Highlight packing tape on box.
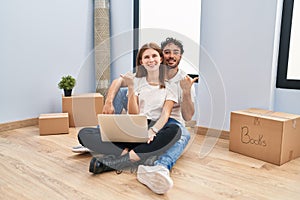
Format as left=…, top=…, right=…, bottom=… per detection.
left=244, top=110, right=295, bottom=120
left=244, top=110, right=297, bottom=129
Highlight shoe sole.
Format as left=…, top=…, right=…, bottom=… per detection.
left=137, top=165, right=173, bottom=194
left=89, top=158, right=98, bottom=173
left=72, top=150, right=91, bottom=153
left=72, top=145, right=91, bottom=153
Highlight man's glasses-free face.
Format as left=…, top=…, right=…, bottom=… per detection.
left=163, top=49, right=181, bottom=55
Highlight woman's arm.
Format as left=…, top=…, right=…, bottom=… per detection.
left=148, top=100, right=175, bottom=143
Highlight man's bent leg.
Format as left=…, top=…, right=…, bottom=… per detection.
left=137, top=165, right=173, bottom=194
left=154, top=119, right=191, bottom=170
left=137, top=119, right=191, bottom=194
left=113, top=87, right=128, bottom=114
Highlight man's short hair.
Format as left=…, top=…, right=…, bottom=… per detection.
left=161, top=37, right=184, bottom=54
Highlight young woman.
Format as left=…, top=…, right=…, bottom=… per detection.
left=78, top=42, right=181, bottom=174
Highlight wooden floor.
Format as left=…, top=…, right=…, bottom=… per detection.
left=0, top=126, right=300, bottom=200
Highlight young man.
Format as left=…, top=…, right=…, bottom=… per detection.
left=102, top=37, right=198, bottom=194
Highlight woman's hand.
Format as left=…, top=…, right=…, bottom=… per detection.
left=147, top=129, right=156, bottom=144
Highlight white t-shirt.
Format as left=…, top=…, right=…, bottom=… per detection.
left=133, top=77, right=178, bottom=121
left=167, top=69, right=196, bottom=125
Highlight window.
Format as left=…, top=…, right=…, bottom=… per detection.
left=134, top=0, right=201, bottom=74
left=276, top=0, right=300, bottom=89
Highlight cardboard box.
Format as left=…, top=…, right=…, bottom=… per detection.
left=62, top=93, right=103, bottom=127
left=229, top=108, right=300, bottom=165
left=39, top=113, right=69, bottom=135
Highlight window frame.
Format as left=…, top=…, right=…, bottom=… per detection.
left=133, top=0, right=139, bottom=72
left=276, top=0, right=300, bottom=89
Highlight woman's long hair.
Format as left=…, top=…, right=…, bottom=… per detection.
left=135, top=42, right=165, bottom=88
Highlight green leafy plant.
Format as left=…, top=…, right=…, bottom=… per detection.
left=58, top=75, right=76, bottom=90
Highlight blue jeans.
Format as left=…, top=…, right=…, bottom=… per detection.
left=113, top=87, right=128, bottom=114
left=113, top=88, right=191, bottom=170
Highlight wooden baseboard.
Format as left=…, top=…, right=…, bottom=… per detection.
left=195, top=126, right=229, bottom=140
left=0, top=118, right=38, bottom=132
left=185, top=120, right=196, bottom=128
left=0, top=118, right=230, bottom=141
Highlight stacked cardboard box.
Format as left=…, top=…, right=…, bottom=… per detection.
left=62, top=93, right=104, bottom=127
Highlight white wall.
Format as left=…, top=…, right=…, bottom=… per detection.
left=198, top=0, right=300, bottom=131
left=274, top=89, right=300, bottom=114
left=110, top=0, right=134, bottom=81
left=0, top=0, right=94, bottom=123
left=198, top=0, right=280, bottom=131
left=1, top=0, right=299, bottom=129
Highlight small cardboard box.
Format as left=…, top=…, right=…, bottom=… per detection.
left=229, top=108, right=300, bottom=165
left=39, top=113, right=69, bottom=135
left=62, top=93, right=103, bottom=127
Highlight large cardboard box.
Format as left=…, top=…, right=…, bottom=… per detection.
left=62, top=93, right=103, bottom=127
left=39, top=113, right=69, bottom=135
left=229, top=108, right=300, bottom=165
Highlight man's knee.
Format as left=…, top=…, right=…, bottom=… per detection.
left=113, top=88, right=128, bottom=114
left=180, top=126, right=191, bottom=141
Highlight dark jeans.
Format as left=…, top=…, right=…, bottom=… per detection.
left=78, top=119, right=181, bottom=160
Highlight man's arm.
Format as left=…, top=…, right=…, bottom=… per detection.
left=102, top=77, right=127, bottom=114
left=180, top=76, right=198, bottom=121
left=120, top=72, right=139, bottom=114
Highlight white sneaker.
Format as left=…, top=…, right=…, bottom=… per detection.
left=137, top=165, right=173, bottom=194
left=72, top=145, right=92, bottom=153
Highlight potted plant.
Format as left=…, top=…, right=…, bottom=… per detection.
left=58, top=75, right=76, bottom=96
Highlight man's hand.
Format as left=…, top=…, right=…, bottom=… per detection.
left=120, top=71, right=135, bottom=88
left=102, top=102, right=115, bottom=114
left=180, top=75, right=198, bottom=121
left=180, top=75, right=198, bottom=92
left=101, top=76, right=126, bottom=114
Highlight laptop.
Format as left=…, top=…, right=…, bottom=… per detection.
left=98, top=114, right=149, bottom=143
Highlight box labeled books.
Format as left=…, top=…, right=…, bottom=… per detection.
left=229, top=108, right=300, bottom=165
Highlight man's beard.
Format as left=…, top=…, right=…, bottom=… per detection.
left=164, top=57, right=181, bottom=69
